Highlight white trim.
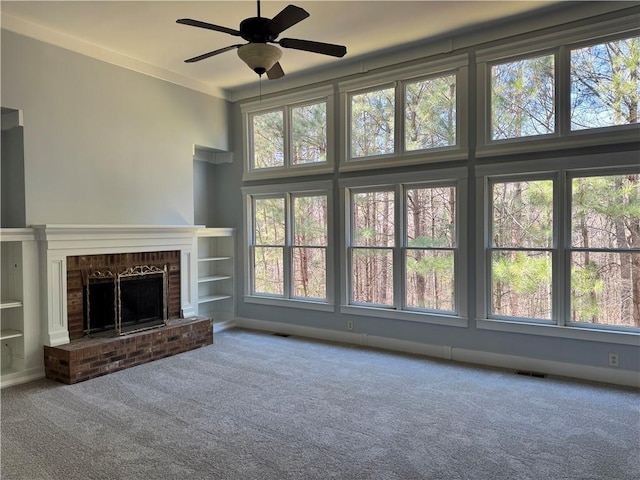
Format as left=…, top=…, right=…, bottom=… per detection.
left=240, top=85, right=335, bottom=113
left=338, top=54, right=469, bottom=93
left=476, top=14, right=639, bottom=63
left=244, top=295, right=335, bottom=312
left=234, top=318, right=640, bottom=387
left=242, top=180, right=333, bottom=196
left=477, top=318, right=640, bottom=346
left=338, top=167, right=467, bottom=188
left=0, top=366, right=45, bottom=389
left=340, top=305, right=467, bottom=328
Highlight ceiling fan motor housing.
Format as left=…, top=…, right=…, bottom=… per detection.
left=240, top=17, right=278, bottom=43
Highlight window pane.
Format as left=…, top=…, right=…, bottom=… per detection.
left=253, top=246, right=284, bottom=295
left=571, top=251, right=640, bottom=328
left=491, top=250, right=552, bottom=320
left=291, top=102, right=327, bottom=165
left=405, top=74, right=456, bottom=150
left=294, top=195, right=327, bottom=246
left=254, top=197, right=285, bottom=245
left=293, top=247, right=326, bottom=300
left=572, top=174, right=640, bottom=248
left=405, top=249, right=455, bottom=311
left=351, top=87, right=395, bottom=157
left=352, top=191, right=395, bottom=247
left=492, top=180, right=553, bottom=248
left=252, top=111, right=284, bottom=169
left=406, top=186, right=456, bottom=248
left=571, top=36, right=640, bottom=131
left=491, top=54, right=555, bottom=140
left=351, top=248, right=393, bottom=305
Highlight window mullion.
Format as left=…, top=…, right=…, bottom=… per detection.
left=557, top=46, right=571, bottom=137
left=396, top=184, right=405, bottom=311
left=285, top=193, right=293, bottom=299
left=555, top=171, right=566, bottom=326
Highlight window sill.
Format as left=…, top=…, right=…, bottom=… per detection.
left=341, top=148, right=468, bottom=173
left=340, top=305, right=468, bottom=327
left=477, top=318, right=640, bottom=346
left=242, top=163, right=334, bottom=182
left=244, top=295, right=335, bottom=312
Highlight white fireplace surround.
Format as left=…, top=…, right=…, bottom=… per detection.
left=34, top=224, right=203, bottom=346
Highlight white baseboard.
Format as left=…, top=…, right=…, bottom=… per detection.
left=1, top=367, right=45, bottom=389
left=213, top=319, right=237, bottom=334
left=235, top=317, right=639, bottom=388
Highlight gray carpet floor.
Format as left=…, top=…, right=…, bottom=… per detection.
left=1, top=328, right=639, bottom=480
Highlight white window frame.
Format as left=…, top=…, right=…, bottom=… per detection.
left=242, top=180, right=334, bottom=311
left=340, top=167, right=468, bottom=327
left=476, top=15, right=640, bottom=158
left=241, top=85, right=335, bottom=181
left=476, top=151, right=640, bottom=345
left=339, top=55, right=469, bottom=172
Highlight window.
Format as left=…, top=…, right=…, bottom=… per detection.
left=490, top=54, right=555, bottom=140
left=241, top=86, right=334, bottom=180
left=489, top=178, right=554, bottom=320
left=570, top=35, right=640, bottom=131
left=405, top=186, right=457, bottom=312
left=350, top=86, right=395, bottom=158
left=343, top=169, right=467, bottom=325
left=252, top=110, right=284, bottom=169
left=405, top=74, right=457, bottom=151
left=477, top=19, right=639, bottom=155
left=244, top=182, right=332, bottom=309
left=569, top=173, right=640, bottom=328
left=340, top=55, right=469, bottom=170
left=480, top=159, right=640, bottom=333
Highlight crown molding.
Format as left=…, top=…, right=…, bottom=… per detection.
left=1, top=12, right=230, bottom=101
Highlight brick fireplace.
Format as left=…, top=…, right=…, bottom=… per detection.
left=34, top=225, right=212, bottom=384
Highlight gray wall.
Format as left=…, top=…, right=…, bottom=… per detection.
left=1, top=124, right=26, bottom=228
left=1, top=30, right=230, bottom=225
left=218, top=3, right=640, bottom=375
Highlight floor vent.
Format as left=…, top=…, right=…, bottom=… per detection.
left=272, top=333, right=290, bottom=338
left=516, top=370, right=547, bottom=378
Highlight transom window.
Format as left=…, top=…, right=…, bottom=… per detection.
left=249, top=100, right=327, bottom=169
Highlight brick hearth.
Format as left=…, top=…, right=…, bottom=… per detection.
left=44, top=317, right=213, bottom=384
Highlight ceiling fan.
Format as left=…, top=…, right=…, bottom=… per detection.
left=177, top=0, right=347, bottom=80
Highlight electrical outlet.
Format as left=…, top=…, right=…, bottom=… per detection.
left=608, top=353, right=619, bottom=367
left=347, top=320, right=354, bottom=331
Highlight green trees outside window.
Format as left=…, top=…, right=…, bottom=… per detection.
left=251, top=192, right=329, bottom=301
left=571, top=174, right=640, bottom=328
left=571, top=36, right=639, bottom=131
left=491, top=55, right=555, bottom=140
left=349, top=184, right=458, bottom=313
left=350, top=88, right=395, bottom=158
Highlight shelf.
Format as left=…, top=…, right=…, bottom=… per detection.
left=198, top=294, right=232, bottom=304
left=198, top=256, right=232, bottom=263
left=0, top=329, right=23, bottom=340
left=198, top=275, right=232, bottom=283
left=0, top=300, right=22, bottom=310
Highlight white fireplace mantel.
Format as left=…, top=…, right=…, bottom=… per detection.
left=33, top=224, right=204, bottom=346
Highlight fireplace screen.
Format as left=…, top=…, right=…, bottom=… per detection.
left=85, top=265, right=168, bottom=336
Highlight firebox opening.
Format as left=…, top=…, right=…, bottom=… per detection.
left=84, top=265, right=168, bottom=337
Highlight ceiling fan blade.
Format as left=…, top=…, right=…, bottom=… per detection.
left=177, top=18, right=241, bottom=37
left=267, top=5, right=309, bottom=35
left=279, top=38, right=347, bottom=57
left=267, top=62, right=285, bottom=80
left=184, top=44, right=243, bottom=63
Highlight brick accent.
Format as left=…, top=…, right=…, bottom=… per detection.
left=66, top=251, right=181, bottom=340
left=44, top=317, right=213, bottom=384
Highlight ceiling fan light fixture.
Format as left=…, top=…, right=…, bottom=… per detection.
left=237, top=43, right=282, bottom=75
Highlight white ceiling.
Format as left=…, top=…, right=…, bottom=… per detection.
left=1, top=1, right=561, bottom=98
